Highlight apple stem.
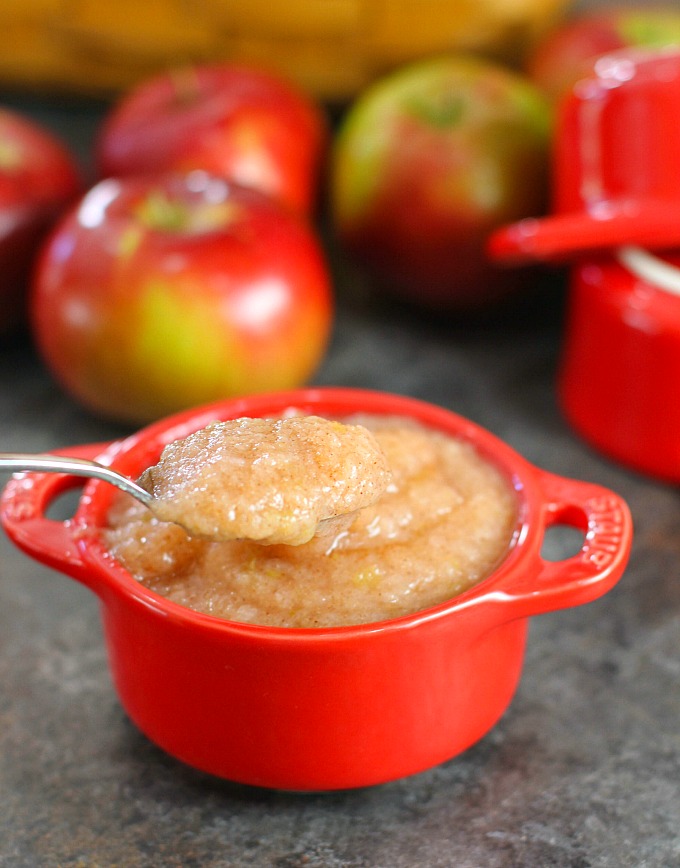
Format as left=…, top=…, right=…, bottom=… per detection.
left=169, top=65, right=202, bottom=106
left=405, top=95, right=464, bottom=128
left=136, top=192, right=188, bottom=231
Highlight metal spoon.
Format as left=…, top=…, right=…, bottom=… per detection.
left=0, top=452, right=153, bottom=507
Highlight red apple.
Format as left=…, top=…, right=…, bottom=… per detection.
left=330, top=55, right=551, bottom=311
left=0, top=107, right=81, bottom=334
left=95, top=64, right=328, bottom=216
left=527, top=5, right=680, bottom=101
left=31, top=172, right=333, bottom=424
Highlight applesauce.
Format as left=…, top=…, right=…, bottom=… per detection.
left=105, top=414, right=517, bottom=628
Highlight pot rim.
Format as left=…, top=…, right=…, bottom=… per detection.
left=71, top=387, right=541, bottom=640
left=3, top=387, right=630, bottom=644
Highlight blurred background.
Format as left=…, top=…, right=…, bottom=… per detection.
left=0, top=0, right=631, bottom=104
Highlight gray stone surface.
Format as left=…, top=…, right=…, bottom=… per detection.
left=1, top=91, right=679, bottom=868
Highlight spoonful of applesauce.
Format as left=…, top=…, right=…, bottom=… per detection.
left=0, top=416, right=391, bottom=546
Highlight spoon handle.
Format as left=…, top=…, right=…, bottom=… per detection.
left=0, top=452, right=153, bottom=506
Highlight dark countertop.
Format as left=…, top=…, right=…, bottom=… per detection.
left=1, top=93, right=680, bottom=868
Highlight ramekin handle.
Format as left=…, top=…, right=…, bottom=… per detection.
left=499, top=471, right=633, bottom=619
left=1, top=443, right=111, bottom=587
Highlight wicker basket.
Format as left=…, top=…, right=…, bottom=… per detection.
left=0, top=0, right=570, bottom=101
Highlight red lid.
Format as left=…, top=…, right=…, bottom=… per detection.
left=490, top=48, right=680, bottom=264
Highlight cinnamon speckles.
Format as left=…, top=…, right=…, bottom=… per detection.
left=137, top=415, right=391, bottom=545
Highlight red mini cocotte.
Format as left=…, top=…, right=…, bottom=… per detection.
left=1, top=389, right=632, bottom=790
left=490, top=48, right=680, bottom=482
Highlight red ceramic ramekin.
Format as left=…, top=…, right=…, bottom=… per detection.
left=559, top=248, right=680, bottom=482
left=0, top=388, right=632, bottom=790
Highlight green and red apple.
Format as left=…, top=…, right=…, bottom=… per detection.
left=330, top=55, right=551, bottom=311
left=31, top=172, right=333, bottom=424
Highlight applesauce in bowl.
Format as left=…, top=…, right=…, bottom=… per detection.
left=105, top=413, right=517, bottom=628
